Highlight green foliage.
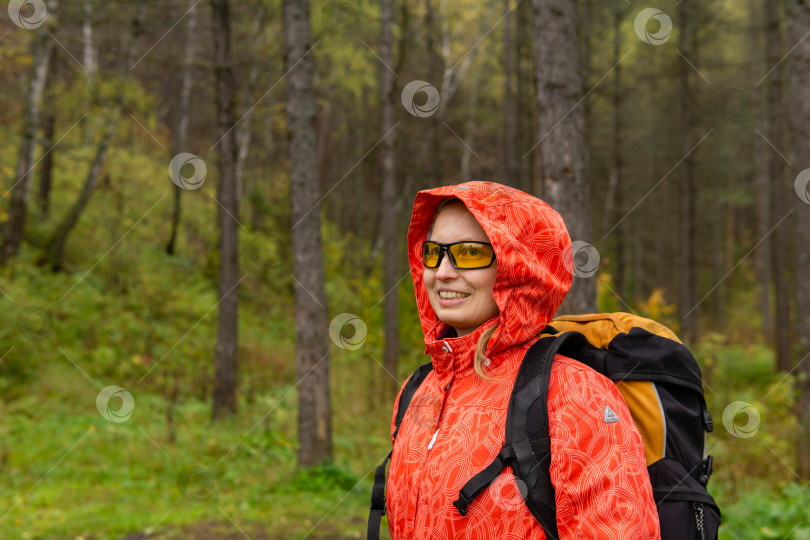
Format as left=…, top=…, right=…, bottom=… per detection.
left=280, top=461, right=361, bottom=494
left=719, top=483, right=810, bottom=540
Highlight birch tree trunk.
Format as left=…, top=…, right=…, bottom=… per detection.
left=786, top=0, right=810, bottom=480
left=1, top=5, right=56, bottom=264
left=211, top=0, right=241, bottom=419
left=283, top=0, right=333, bottom=466
left=530, top=0, right=595, bottom=313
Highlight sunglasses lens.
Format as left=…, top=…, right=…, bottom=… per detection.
left=423, top=242, right=441, bottom=268
left=449, top=243, right=495, bottom=269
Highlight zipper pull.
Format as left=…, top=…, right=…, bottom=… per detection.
left=694, top=502, right=705, bottom=539
left=427, top=429, right=439, bottom=450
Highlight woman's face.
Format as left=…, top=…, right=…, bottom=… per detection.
left=423, top=202, right=499, bottom=337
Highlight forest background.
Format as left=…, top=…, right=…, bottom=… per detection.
left=1, top=0, right=809, bottom=538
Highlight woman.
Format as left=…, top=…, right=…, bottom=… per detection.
left=385, top=181, right=660, bottom=539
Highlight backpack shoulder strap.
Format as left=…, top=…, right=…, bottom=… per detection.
left=510, top=331, right=596, bottom=540
left=393, top=362, right=434, bottom=438
left=368, top=362, right=433, bottom=540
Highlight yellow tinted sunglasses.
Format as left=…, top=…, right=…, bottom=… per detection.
left=422, top=241, right=496, bottom=269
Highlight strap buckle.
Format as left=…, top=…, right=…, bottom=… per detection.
left=452, top=493, right=472, bottom=516
left=697, top=455, right=714, bottom=486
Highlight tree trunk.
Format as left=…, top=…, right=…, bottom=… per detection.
left=380, top=0, right=400, bottom=399
left=610, top=0, right=625, bottom=302
left=1, top=7, right=56, bottom=264
left=283, top=0, right=333, bottom=466
left=38, top=111, right=56, bottom=219
left=166, top=0, right=198, bottom=256
left=82, top=2, right=97, bottom=75
left=503, top=0, right=517, bottom=186
left=211, top=0, right=241, bottom=420
left=678, top=0, right=699, bottom=342
left=235, top=7, right=266, bottom=204
left=530, top=0, right=595, bottom=313
left=460, top=61, right=479, bottom=180
left=751, top=0, right=773, bottom=342
left=517, top=0, right=534, bottom=194
left=38, top=116, right=117, bottom=272
left=765, top=0, right=793, bottom=372
left=786, top=0, right=810, bottom=480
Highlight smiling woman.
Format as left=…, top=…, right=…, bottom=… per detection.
left=376, top=181, right=661, bottom=540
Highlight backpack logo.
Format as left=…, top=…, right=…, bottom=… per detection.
left=603, top=405, right=620, bottom=424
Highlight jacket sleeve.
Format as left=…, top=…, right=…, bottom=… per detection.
left=548, top=355, right=661, bottom=540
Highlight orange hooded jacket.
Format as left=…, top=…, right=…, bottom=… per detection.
left=386, top=181, right=661, bottom=539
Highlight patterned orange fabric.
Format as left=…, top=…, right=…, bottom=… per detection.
left=387, top=181, right=660, bottom=539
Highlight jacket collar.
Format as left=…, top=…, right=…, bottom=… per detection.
left=424, top=316, right=501, bottom=379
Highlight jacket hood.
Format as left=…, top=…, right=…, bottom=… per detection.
left=407, top=181, right=573, bottom=370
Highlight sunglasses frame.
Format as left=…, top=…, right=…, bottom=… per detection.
left=422, top=240, right=496, bottom=270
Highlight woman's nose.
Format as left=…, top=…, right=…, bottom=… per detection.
left=435, top=252, right=458, bottom=280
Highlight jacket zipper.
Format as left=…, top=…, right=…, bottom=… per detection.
left=411, top=378, right=453, bottom=534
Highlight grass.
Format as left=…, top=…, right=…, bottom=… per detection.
left=0, top=362, right=389, bottom=539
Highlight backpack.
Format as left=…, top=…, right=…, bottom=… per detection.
left=368, top=313, right=721, bottom=540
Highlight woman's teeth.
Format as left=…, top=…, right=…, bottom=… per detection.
left=439, top=291, right=470, bottom=299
